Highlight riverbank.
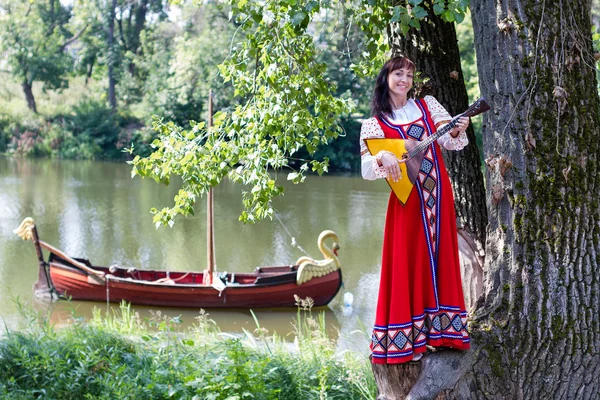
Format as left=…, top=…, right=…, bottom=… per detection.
left=0, top=301, right=376, bottom=399
left=0, top=101, right=154, bottom=160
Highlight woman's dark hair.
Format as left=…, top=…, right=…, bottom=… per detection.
left=371, top=56, right=416, bottom=117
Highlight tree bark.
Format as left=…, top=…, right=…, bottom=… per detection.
left=22, top=80, right=37, bottom=113
left=389, top=0, right=488, bottom=249
left=86, top=58, right=95, bottom=86
left=128, top=0, right=148, bottom=76
left=107, top=0, right=118, bottom=109
left=455, top=0, right=600, bottom=397
left=372, top=361, right=421, bottom=399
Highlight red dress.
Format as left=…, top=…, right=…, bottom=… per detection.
left=370, top=98, right=470, bottom=364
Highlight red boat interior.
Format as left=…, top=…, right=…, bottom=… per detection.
left=49, top=253, right=299, bottom=286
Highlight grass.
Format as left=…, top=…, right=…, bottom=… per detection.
left=0, top=73, right=105, bottom=118
left=0, top=299, right=377, bottom=399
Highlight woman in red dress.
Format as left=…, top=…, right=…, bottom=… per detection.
left=360, top=56, right=471, bottom=364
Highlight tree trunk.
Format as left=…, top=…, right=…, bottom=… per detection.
left=107, top=0, right=117, bottom=109
left=86, top=58, right=95, bottom=86
left=22, top=80, right=37, bottom=113
left=127, top=0, right=148, bottom=76
left=457, top=0, right=600, bottom=397
left=389, top=0, right=488, bottom=249
left=372, top=361, right=421, bottom=399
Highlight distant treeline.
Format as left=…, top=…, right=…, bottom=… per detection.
left=0, top=0, right=478, bottom=171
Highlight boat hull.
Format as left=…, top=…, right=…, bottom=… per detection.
left=47, top=258, right=342, bottom=308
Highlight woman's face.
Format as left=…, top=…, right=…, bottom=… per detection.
left=387, top=67, right=414, bottom=98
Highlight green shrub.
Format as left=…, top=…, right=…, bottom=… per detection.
left=2, top=115, right=52, bottom=157
left=0, top=301, right=376, bottom=399
left=0, top=114, right=11, bottom=153
left=63, top=98, right=121, bottom=158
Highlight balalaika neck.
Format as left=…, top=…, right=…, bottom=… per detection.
left=404, top=97, right=491, bottom=157
left=408, top=114, right=463, bottom=158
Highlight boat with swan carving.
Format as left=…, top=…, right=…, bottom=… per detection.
left=14, top=218, right=343, bottom=308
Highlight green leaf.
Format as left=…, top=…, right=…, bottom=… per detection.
left=412, top=6, right=428, bottom=19
left=390, top=6, right=404, bottom=23
left=433, top=3, right=445, bottom=15
left=212, top=111, right=227, bottom=126
left=443, top=10, right=455, bottom=22
left=408, top=0, right=423, bottom=5
left=306, top=0, right=318, bottom=12
left=291, top=11, right=307, bottom=26
left=400, top=13, right=412, bottom=29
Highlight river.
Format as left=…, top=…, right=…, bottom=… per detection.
left=0, top=156, right=391, bottom=353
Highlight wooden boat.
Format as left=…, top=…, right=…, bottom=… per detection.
left=14, top=218, right=343, bottom=308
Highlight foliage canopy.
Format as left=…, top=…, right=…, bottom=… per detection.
left=131, top=0, right=469, bottom=225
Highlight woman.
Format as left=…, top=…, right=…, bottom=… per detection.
left=360, top=56, right=471, bottom=364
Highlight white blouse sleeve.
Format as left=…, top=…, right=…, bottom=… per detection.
left=359, top=118, right=388, bottom=180
left=424, top=95, right=469, bottom=151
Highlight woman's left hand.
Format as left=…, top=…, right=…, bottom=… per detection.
left=451, top=116, right=470, bottom=137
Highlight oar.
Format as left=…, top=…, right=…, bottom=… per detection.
left=14, top=217, right=105, bottom=284
left=37, top=240, right=106, bottom=284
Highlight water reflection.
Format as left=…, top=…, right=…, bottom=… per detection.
left=32, top=299, right=342, bottom=343
left=0, top=156, right=391, bottom=353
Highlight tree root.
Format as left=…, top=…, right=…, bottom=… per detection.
left=372, top=346, right=476, bottom=400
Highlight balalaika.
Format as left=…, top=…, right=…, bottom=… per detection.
left=365, top=97, right=490, bottom=205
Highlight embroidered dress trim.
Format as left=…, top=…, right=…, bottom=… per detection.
left=415, top=100, right=443, bottom=266
left=371, top=309, right=470, bottom=361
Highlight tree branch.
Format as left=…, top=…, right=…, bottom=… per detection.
left=59, top=24, right=89, bottom=52
left=118, top=15, right=128, bottom=51
left=44, top=23, right=57, bottom=37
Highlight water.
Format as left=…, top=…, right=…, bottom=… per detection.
left=0, top=156, right=391, bottom=353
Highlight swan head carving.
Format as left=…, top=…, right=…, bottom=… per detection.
left=317, top=230, right=340, bottom=266
left=14, top=217, right=35, bottom=241
left=332, top=242, right=340, bottom=257
left=295, top=230, right=342, bottom=285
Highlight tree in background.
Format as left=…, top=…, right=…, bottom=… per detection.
left=132, top=0, right=352, bottom=225
left=0, top=0, right=84, bottom=112
left=114, top=0, right=168, bottom=104
left=138, top=1, right=236, bottom=127
left=74, top=0, right=168, bottom=109
left=295, top=5, right=373, bottom=172
left=118, top=0, right=167, bottom=77
left=108, top=0, right=118, bottom=108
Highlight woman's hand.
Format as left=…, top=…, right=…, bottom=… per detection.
left=451, top=116, right=470, bottom=137
left=377, top=151, right=402, bottom=182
